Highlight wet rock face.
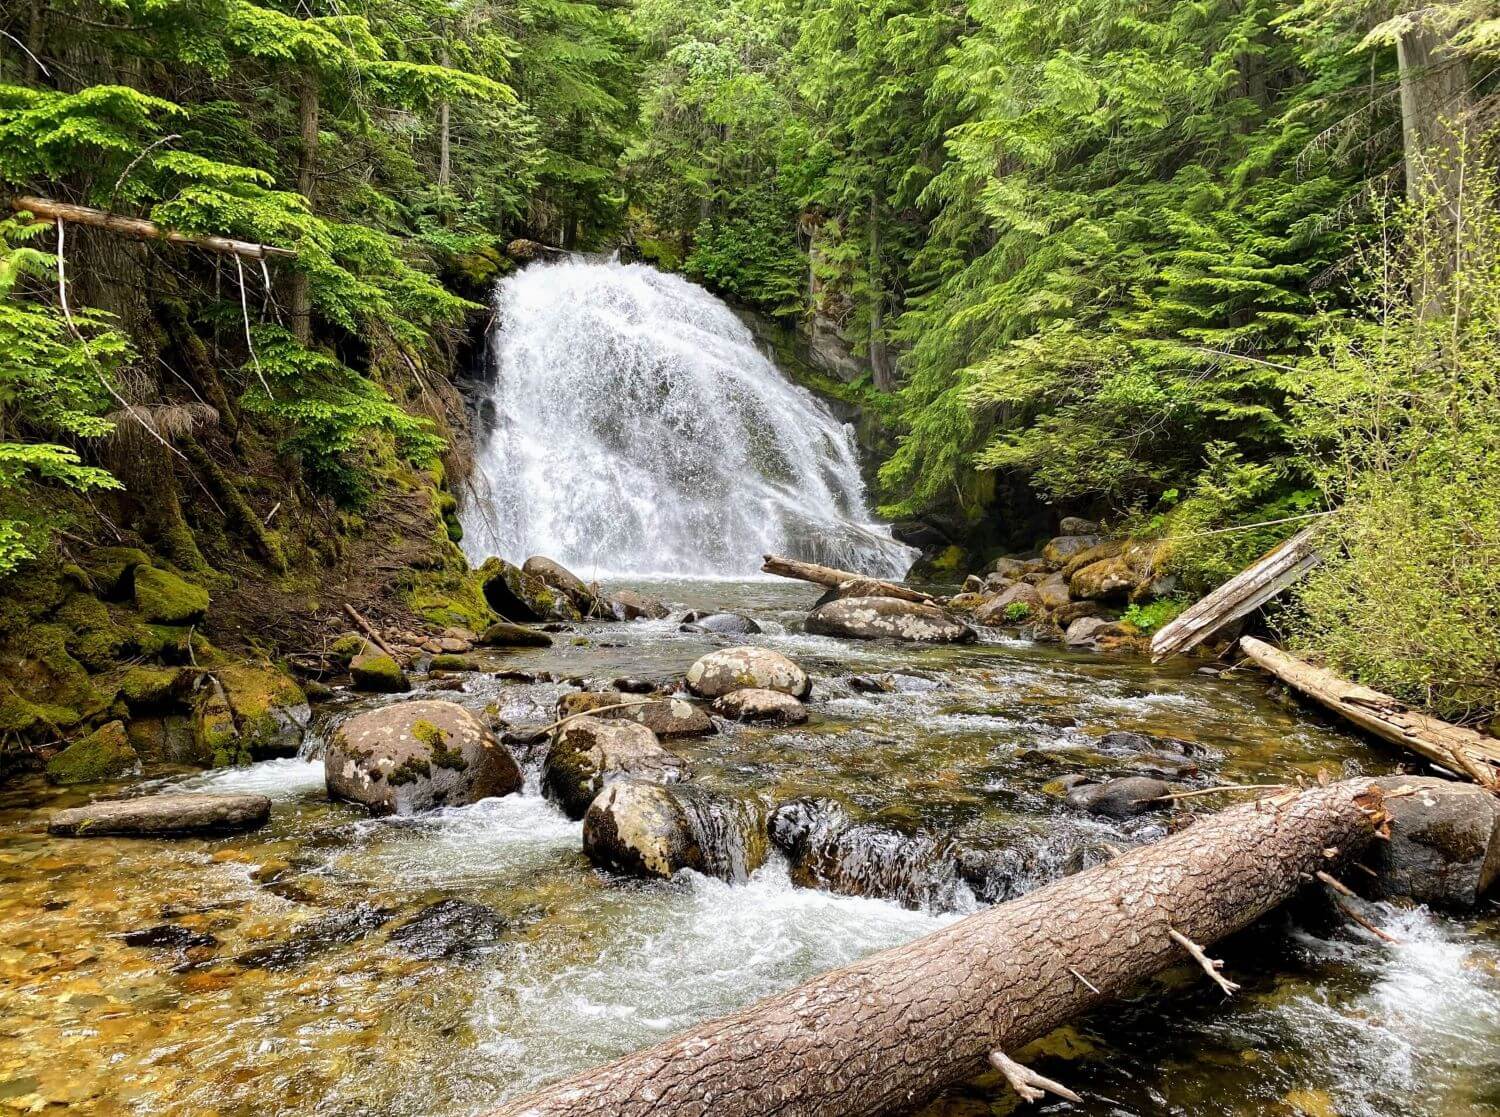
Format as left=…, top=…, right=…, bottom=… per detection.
left=1364, top=776, right=1500, bottom=909
left=583, top=781, right=768, bottom=882
left=556, top=691, right=716, bottom=739
left=1069, top=556, right=1137, bottom=602
left=804, top=597, right=976, bottom=644
left=679, top=611, right=762, bottom=635
left=685, top=646, right=811, bottom=699
left=350, top=650, right=411, bottom=693
left=609, top=590, right=670, bottom=621
left=386, top=899, right=507, bottom=959
left=712, top=688, right=808, bottom=726
left=479, top=557, right=582, bottom=623
left=542, top=716, right=689, bottom=819
left=325, top=699, right=521, bottom=816
left=1041, top=535, right=1104, bottom=565
left=523, top=555, right=610, bottom=618
left=49, top=793, right=272, bottom=837
left=1066, top=776, right=1172, bottom=818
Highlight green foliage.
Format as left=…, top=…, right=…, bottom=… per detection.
left=1285, top=182, right=1500, bottom=720
left=1121, top=598, right=1187, bottom=636
left=1002, top=600, right=1032, bottom=623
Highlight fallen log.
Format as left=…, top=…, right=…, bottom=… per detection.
left=10, top=196, right=297, bottom=261
left=1239, top=637, right=1500, bottom=786
left=486, top=780, right=1386, bottom=1117
left=1151, top=526, right=1321, bottom=661
left=762, top=554, right=935, bottom=605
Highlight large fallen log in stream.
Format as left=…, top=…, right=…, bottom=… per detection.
left=1239, top=637, right=1500, bottom=786
left=761, top=554, right=936, bottom=605
left=488, top=780, right=1386, bottom=1117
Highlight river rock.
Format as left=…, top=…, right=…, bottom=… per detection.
left=478, top=620, right=553, bottom=647
left=805, top=597, right=976, bottom=644
left=1064, top=616, right=1111, bottom=647
left=1066, top=776, right=1171, bottom=818
left=349, top=648, right=410, bottom=693
left=523, top=556, right=609, bottom=617
left=543, top=716, right=689, bottom=819
left=944, top=591, right=990, bottom=613
left=1059, top=516, right=1100, bottom=536
left=961, top=574, right=985, bottom=594
left=712, top=688, right=808, bottom=725
left=1042, top=535, right=1103, bottom=565
left=984, top=557, right=1027, bottom=580
left=1036, top=573, right=1072, bottom=610
left=610, top=589, right=670, bottom=621
left=557, top=691, right=716, bottom=738
left=386, top=898, right=507, bottom=959
left=1363, top=776, right=1500, bottom=908
left=583, top=780, right=768, bottom=881
left=685, top=646, right=811, bottom=699
left=216, top=661, right=310, bottom=759
left=1070, top=556, right=1137, bottom=601
left=974, top=583, right=1042, bottom=624
left=680, top=611, right=762, bottom=635
left=49, top=793, right=272, bottom=836
left=478, top=557, right=582, bottom=622
left=45, top=720, right=140, bottom=785
left=325, top=699, right=521, bottom=815
left=237, top=904, right=390, bottom=970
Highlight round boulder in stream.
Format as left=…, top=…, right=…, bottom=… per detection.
left=583, top=780, right=768, bottom=881
left=542, top=716, right=690, bottom=819
left=685, top=647, right=811, bottom=700
left=556, top=691, right=715, bottom=739
left=805, top=596, right=976, bottom=644
left=325, top=699, right=521, bottom=815
left=712, top=688, right=808, bottom=726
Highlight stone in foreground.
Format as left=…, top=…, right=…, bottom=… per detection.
left=543, top=715, right=689, bottom=819
left=1066, top=776, right=1171, bottom=818
left=685, top=646, right=811, bottom=699
left=712, top=688, right=808, bottom=725
left=49, top=793, right=272, bottom=837
left=805, top=596, right=976, bottom=644
left=325, top=699, right=521, bottom=815
left=1364, top=775, right=1500, bottom=908
left=557, top=691, right=715, bottom=738
left=349, top=650, right=410, bottom=693
left=583, top=780, right=768, bottom=881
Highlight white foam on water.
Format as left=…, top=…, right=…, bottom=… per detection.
left=163, top=757, right=328, bottom=800
left=462, top=259, right=915, bottom=579
left=474, top=856, right=957, bottom=1098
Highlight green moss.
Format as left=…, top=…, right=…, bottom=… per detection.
left=412, top=718, right=467, bottom=772
left=0, top=694, right=81, bottom=736
left=402, top=565, right=494, bottom=631
left=387, top=755, right=432, bottom=785
left=119, top=666, right=190, bottom=710
left=350, top=652, right=410, bottom=693
left=54, top=592, right=134, bottom=671
left=133, top=567, right=210, bottom=625
left=83, top=547, right=151, bottom=597
left=329, top=633, right=365, bottom=664
left=429, top=653, right=478, bottom=672
left=216, top=662, right=307, bottom=758
left=46, top=720, right=139, bottom=785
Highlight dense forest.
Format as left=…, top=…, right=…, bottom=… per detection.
left=0, top=0, right=1496, bottom=755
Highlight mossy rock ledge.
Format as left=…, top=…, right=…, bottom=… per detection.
left=46, top=721, right=140, bottom=785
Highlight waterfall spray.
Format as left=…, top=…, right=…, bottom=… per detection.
left=461, top=259, right=916, bottom=579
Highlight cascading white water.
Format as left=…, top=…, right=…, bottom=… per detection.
left=461, top=259, right=917, bottom=578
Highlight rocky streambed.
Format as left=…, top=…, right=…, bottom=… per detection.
left=3, top=577, right=1499, bottom=1116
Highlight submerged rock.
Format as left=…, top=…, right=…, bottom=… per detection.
left=1364, top=776, right=1500, bottom=908
left=712, top=688, right=808, bottom=725
left=49, top=793, right=272, bottom=836
left=583, top=780, right=768, bottom=882
left=349, top=649, right=410, bottom=693
left=805, top=596, right=975, bottom=644
left=557, top=691, right=716, bottom=739
left=543, top=715, right=689, bottom=819
left=1066, top=776, right=1171, bottom=818
left=46, top=720, right=139, bottom=785
left=122, top=923, right=218, bottom=950
left=237, top=904, right=390, bottom=970
left=325, top=699, right=521, bottom=815
left=685, top=646, right=811, bottom=699
left=386, top=898, right=507, bottom=959
left=679, top=611, right=762, bottom=635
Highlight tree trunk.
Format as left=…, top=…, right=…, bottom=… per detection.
left=486, top=780, right=1386, bottom=1117
left=25, top=0, right=43, bottom=83
left=437, top=37, right=452, bottom=191
left=761, top=554, right=935, bottom=605
left=1398, top=14, right=1469, bottom=211
left=867, top=194, right=895, bottom=391
left=289, top=75, right=319, bottom=343
left=1238, top=637, right=1500, bottom=785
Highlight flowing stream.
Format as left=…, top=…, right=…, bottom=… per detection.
left=462, top=259, right=915, bottom=578
left=2, top=269, right=1499, bottom=1115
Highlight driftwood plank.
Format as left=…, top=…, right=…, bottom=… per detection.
left=1239, top=636, right=1500, bottom=784
left=1151, top=526, right=1321, bottom=661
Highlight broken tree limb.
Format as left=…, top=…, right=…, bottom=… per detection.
left=485, top=780, right=1387, bottom=1117
left=342, top=603, right=398, bottom=660
left=1239, top=637, right=1500, bottom=784
left=761, top=553, right=935, bottom=605
left=10, top=196, right=297, bottom=261
left=1151, top=526, right=1322, bottom=661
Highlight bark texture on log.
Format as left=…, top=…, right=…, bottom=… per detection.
left=10, top=196, right=297, bottom=260
left=487, top=780, right=1384, bottom=1117
left=1239, top=637, right=1500, bottom=783
left=1151, top=526, right=1320, bottom=661
left=761, top=554, right=934, bottom=605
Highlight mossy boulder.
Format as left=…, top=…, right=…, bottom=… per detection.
left=46, top=721, right=140, bottom=785
left=583, top=781, right=768, bottom=882
left=477, top=557, right=581, bottom=623
left=85, top=547, right=151, bottom=597
left=522, top=556, right=608, bottom=617
left=119, top=666, right=192, bottom=712
left=556, top=691, right=715, bottom=739
left=429, top=653, right=478, bottom=672
left=325, top=699, right=522, bottom=815
left=542, top=716, right=689, bottom=819
left=478, top=620, right=553, bottom=647
left=217, top=662, right=310, bottom=759
left=329, top=633, right=365, bottom=665
left=1069, top=556, right=1137, bottom=602
left=134, top=567, right=210, bottom=625
left=55, top=592, right=135, bottom=671
left=685, top=646, right=811, bottom=699
left=195, top=678, right=247, bottom=767
left=125, top=715, right=202, bottom=765
left=350, top=650, right=410, bottom=693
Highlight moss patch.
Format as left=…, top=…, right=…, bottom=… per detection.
left=217, top=662, right=307, bottom=759
left=84, top=547, right=151, bottom=597
left=350, top=652, right=410, bottom=693
left=429, top=653, right=478, bottom=672
left=413, top=718, right=468, bottom=772
left=46, top=720, right=139, bottom=785
left=119, top=666, right=190, bottom=711
left=134, top=567, right=211, bottom=625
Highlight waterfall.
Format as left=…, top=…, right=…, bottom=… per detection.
left=461, top=259, right=917, bottom=579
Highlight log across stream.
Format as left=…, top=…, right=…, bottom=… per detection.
left=2, top=579, right=1498, bottom=1116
